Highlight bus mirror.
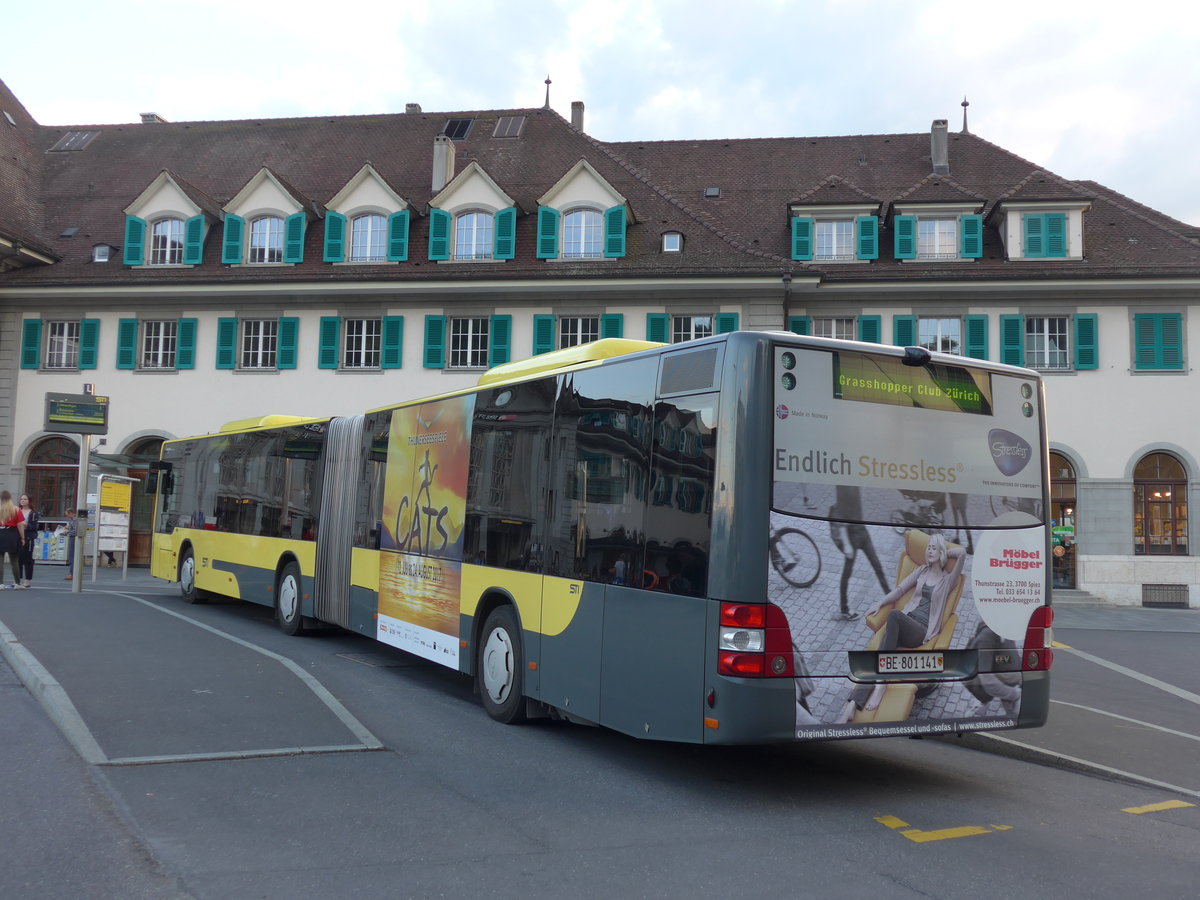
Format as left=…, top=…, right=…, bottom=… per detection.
left=145, top=472, right=158, bottom=494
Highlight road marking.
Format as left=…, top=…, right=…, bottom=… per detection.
left=875, top=816, right=998, bottom=842
left=1052, top=640, right=1071, bottom=649
left=1123, top=800, right=1195, bottom=815
left=1051, top=699, right=1200, bottom=744
left=1056, top=645, right=1200, bottom=706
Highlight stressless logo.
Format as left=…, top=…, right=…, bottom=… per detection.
left=989, top=429, right=1032, bottom=476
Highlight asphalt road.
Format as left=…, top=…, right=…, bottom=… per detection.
left=2, top=567, right=1198, bottom=899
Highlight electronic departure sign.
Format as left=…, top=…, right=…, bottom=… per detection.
left=44, top=392, right=110, bottom=435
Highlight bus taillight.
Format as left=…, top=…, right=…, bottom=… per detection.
left=717, top=602, right=795, bottom=678
left=1022, top=606, right=1055, bottom=671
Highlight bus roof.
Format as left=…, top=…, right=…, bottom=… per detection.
left=216, top=415, right=326, bottom=433
left=477, top=338, right=664, bottom=387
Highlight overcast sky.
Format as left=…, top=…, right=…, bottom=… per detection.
left=6, top=0, right=1198, bottom=225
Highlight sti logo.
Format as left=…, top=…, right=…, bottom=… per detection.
left=988, top=429, right=1033, bottom=476
left=776, top=404, right=790, bottom=420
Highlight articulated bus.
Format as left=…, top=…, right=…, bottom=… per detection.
left=150, top=331, right=1053, bottom=743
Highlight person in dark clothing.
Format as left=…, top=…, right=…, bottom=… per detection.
left=829, top=485, right=889, bottom=620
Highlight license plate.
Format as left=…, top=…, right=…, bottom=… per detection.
left=877, top=652, right=944, bottom=674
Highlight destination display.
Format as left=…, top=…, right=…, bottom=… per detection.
left=44, top=392, right=109, bottom=435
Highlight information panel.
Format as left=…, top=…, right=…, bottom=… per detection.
left=44, top=392, right=109, bottom=435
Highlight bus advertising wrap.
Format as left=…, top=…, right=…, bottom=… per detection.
left=378, top=397, right=474, bottom=666
left=770, top=347, right=1048, bottom=738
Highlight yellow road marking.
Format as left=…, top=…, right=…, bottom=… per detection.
left=1123, top=800, right=1195, bottom=815
left=1052, top=640, right=1071, bottom=649
left=875, top=816, right=909, bottom=829
left=876, top=816, right=1003, bottom=842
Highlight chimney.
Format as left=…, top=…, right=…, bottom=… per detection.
left=931, top=119, right=949, bottom=175
left=140, top=112, right=167, bottom=124
left=432, top=134, right=456, bottom=192
left=571, top=101, right=585, bottom=131
left=405, top=103, right=422, bottom=114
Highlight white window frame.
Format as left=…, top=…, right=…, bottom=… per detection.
left=814, top=220, right=854, bottom=261
left=1025, top=316, right=1071, bottom=370
left=919, top=316, right=962, bottom=355
left=559, top=316, right=600, bottom=349
left=150, top=218, right=185, bottom=265
left=45, top=321, right=80, bottom=369
left=449, top=316, right=489, bottom=369
left=454, top=211, right=493, bottom=261
left=917, top=218, right=958, bottom=260
left=248, top=216, right=284, bottom=264
left=141, top=320, right=178, bottom=369
left=563, top=208, right=603, bottom=259
left=672, top=315, right=713, bottom=344
left=344, top=318, right=382, bottom=369
left=240, top=319, right=278, bottom=369
left=813, top=316, right=855, bottom=340
left=350, top=214, right=387, bottom=262
left=662, top=232, right=683, bottom=253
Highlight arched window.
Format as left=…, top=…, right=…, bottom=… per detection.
left=454, top=211, right=493, bottom=260
left=350, top=214, right=386, bottom=262
left=1133, top=452, right=1188, bottom=555
left=563, top=208, right=602, bottom=258
left=24, top=437, right=79, bottom=519
left=249, top=216, right=284, bottom=263
left=150, top=218, right=185, bottom=265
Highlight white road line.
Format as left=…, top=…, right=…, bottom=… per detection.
left=1050, top=699, right=1200, bottom=744
left=1056, top=645, right=1200, bottom=705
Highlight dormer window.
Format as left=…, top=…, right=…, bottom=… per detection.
left=790, top=214, right=879, bottom=262
left=92, top=245, right=111, bottom=263
left=150, top=218, right=185, bottom=265
left=815, top=220, right=854, bottom=261
left=563, top=208, right=603, bottom=258
left=893, top=211, right=982, bottom=261
left=454, top=211, right=495, bottom=260
left=350, top=214, right=387, bottom=262
left=917, top=217, right=958, bottom=260
left=662, top=232, right=682, bottom=253
left=248, top=216, right=284, bottom=263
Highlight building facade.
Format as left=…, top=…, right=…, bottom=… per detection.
left=1, top=79, right=1197, bottom=604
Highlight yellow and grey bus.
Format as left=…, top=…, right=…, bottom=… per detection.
left=151, top=331, right=1053, bottom=743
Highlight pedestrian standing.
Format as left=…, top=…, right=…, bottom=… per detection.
left=0, top=490, right=26, bottom=589
left=17, top=493, right=40, bottom=587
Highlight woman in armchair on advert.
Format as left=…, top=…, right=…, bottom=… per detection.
left=839, top=532, right=966, bottom=722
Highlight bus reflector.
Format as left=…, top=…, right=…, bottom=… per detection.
left=1022, top=606, right=1055, bottom=671
left=704, top=717, right=719, bottom=730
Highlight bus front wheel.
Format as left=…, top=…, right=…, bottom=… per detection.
left=276, top=561, right=306, bottom=636
left=179, top=547, right=204, bottom=604
left=478, top=606, right=527, bottom=724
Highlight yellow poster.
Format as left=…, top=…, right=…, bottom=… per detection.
left=377, top=397, right=473, bottom=667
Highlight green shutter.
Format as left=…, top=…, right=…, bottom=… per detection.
left=177, top=318, right=197, bottom=369
left=964, top=314, right=989, bottom=360
left=601, top=314, right=624, bottom=339
left=123, top=216, right=146, bottom=265
left=489, top=315, right=512, bottom=367
left=183, top=215, right=205, bottom=264
left=1000, top=315, right=1025, bottom=366
left=216, top=318, right=238, bottom=369
left=646, top=313, right=669, bottom=343
left=533, top=315, right=556, bottom=355
left=283, top=213, right=306, bottom=263
left=894, top=215, right=916, bottom=259
left=20, top=320, right=42, bottom=369
left=1073, top=314, right=1098, bottom=370
left=1045, top=213, right=1067, bottom=258
left=715, top=313, right=739, bottom=334
left=79, top=318, right=99, bottom=369
left=222, top=215, right=245, bottom=264
left=1134, top=313, right=1184, bottom=371
left=856, top=216, right=879, bottom=260
left=423, top=315, right=446, bottom=368
left=892, top=315, right=917, bottom=347
left=117, top=319, right=139, bottom=369
left=960, top=214, right=983, bottom=259
left=1023, top=214, right=1045, bottom=258
left=277, top=317, right=299, bottom=368
left=536, top=206, right=560, bottom=259
left=857, top=315, right=882, bottom=343
left=382, top=316, right=404, bottom=369
left=494, top=207, right=516, bottom=260
left=319, top=317, right=341, bottom=369
left=788, top=316, right=811, bottom=335
left=603, top=205, right=627, bottom=258
left=791, top=217, right=813, bottom=261
left=387, top=211, right=410, bottom=261
left=323, top=212, right=346, bottom=262
left=428, top=209, right=451, bottom=260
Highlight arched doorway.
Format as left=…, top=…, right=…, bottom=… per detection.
left=24, top=437, right=80, bottom=523
left=126, top=437, right=165, bottom=565
left=1133, top=452, right=1189, bottom=555
left=1050, top=452, right=1077, bottom=588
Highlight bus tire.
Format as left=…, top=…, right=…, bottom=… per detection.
left=477, top=605, right=527, bottom=724
left=275, top=560, right=306, bottom=636
left=179, top=547, right=204, bottom=604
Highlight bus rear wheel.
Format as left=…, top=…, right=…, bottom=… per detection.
left=478, top=606, right=527, bottom=724
left=179, top=547, right=204, bottom=604
left=276, top=561, right=306, bottom=636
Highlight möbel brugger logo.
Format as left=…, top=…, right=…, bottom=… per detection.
left=988, top=428, right=1032, bottom=476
